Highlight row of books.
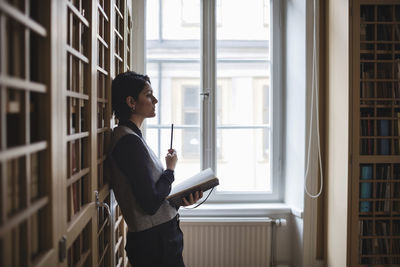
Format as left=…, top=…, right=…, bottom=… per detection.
left=360, top=83, right=400, bottom=100
left=5, top=90, right=44, bottom=146
left=67, top=54, right=88, bottom=94
left=7, top=153, right=45, bottom=261
left=360, top=108, right=398, bottom=120
left=359, top=220, right=400, bottom=236
left=360, top=165, right=400, bottom=212
left=97, top=72, right=107, bottom=99
left=360, top=138, right=391, bottom=156
left=361, top=5, right=400, bottom=22
left=68, top=99, right=88, bottom=135
left=360, top=115, right=400, bottom=155
left=6, top=152, right=44, bottom=211
left=68, top=137, right=90, bottom=176
left=360, top=221, right=400, bottom=264
left=359, top=220, right=400, bottom=264
left=7, top=158, right=23, bottom=216
left=360, top=220, right=390, bottom=245
left=360, top=12, right=400, bottom=43
left=361, top=62, right=400, bottom=80
left=7, top=90, right=44, bottom=146
left=68, top=178, right=88, bottom=220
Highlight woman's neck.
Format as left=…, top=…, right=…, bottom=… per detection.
left=129, top=116, right=144, bottom=129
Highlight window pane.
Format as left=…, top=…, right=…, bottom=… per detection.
left=216, top=0, right=271, bottom=192
left=146, top=0, right=201, bottom=183
left=218, top=128, right=271, bottom=192
left=184, top=87, right=199, bottom=108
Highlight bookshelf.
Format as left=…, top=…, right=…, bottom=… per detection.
left=0, top=1, right=53, bottom=266
left=351, top=1, right=400, bottom=265
left=0, top=0, right=132, bottom=266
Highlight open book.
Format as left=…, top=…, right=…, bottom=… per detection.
left=167, top=168, right=219, bottom=207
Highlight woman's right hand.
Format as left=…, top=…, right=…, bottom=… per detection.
left=165, top=149, right=178, bottom=171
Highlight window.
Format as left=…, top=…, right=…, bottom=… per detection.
left=145, top=0, right=281, bottom=202
left=181, top=0, right=222, bottom=27
left=182, top=86, right=200, bottom=157
left=262, top=84, right=270, bottom=159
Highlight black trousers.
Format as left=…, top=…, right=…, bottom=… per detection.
left=125, top=215, right=185, bottom=267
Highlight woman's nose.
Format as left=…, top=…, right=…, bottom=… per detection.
left=153, top=96, right=158, bottom=104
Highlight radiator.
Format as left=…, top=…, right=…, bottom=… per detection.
left=180, top=217, right=274, bottom=267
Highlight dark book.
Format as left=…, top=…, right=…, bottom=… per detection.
left=31, top=153, right=39, bottom=200
left=72, top=182, right=79, bottom=214
left=397, top=112, right=400, bottom=153
left=396, top=24, right=400, bottom=42
left=379, top=120, right=390, bottom=155
left=384, top=166, right=391, bottom=213
left=71, top=141, right=78, bottom=174
left=167, top=168, right=219, bottom=207
left=360, top=165, right=372, bottom=212
left=367, top=116, right=372, bottom=155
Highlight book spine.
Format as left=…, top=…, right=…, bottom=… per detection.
left=384, top=166, right=391, bottom=213
left=379, top=119, right=390, bottom=155
left=360, top=165, right=373, bottom=212
left=367, top=114, right=372, bottom=155
left=397, top=112, right=400, bottom=154
left=72, top=182, right=79, bottom=215
left=31, top=153, right=39, bottom=200
left=71, top=141, right=77, bottom=175
left=396, top=25, right=400, bottom=43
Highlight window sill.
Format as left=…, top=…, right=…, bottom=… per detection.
left=178, top=203, right=293, bottom=220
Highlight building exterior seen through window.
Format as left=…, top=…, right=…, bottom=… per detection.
left=146, top=0, right=272, bottom=194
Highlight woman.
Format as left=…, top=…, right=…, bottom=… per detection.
left=108, top=71, right=202, bottom=267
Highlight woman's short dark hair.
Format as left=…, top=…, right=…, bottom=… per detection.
left=112, top=71, right=151, bottom=121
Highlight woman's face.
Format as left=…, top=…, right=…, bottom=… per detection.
left=133, top=82, right=158, bottom=118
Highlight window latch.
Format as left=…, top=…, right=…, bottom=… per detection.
left=200, top=90, right=210, bottom=98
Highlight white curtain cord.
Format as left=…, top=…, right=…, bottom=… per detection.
left=304, top=0, right=323, bottom=199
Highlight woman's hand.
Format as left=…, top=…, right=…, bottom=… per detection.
left=165, top=149, right=178, bottom=171
left=182, top=191, right=203, bottom=206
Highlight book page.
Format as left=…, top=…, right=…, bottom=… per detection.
left=170, top=168, right=215, bottom=196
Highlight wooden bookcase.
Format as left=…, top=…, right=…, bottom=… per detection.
left=350, top=1, right=400, bottom=265
left=0, top=0, right=132, bottom=266
left=0, top=1, right=54, bottom=265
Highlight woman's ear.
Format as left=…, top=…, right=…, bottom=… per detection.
left=125, top=96, right=136, bottom=109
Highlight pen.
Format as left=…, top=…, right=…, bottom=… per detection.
left=170, top=123, right=174, bottom=150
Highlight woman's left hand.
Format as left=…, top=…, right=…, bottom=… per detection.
left=182, top=191, right=203, bottom=206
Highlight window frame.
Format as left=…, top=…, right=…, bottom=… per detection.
left=141, top=0, right=283, bottom=203
left=201, top=0, right=283, bottom=203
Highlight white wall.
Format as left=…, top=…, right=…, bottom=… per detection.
left=282, top=0, right=307, bottom=265
left=326, top=0, right=349, bottom=266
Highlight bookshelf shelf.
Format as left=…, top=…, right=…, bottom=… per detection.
left=351, top=2, right=400, bottom=265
